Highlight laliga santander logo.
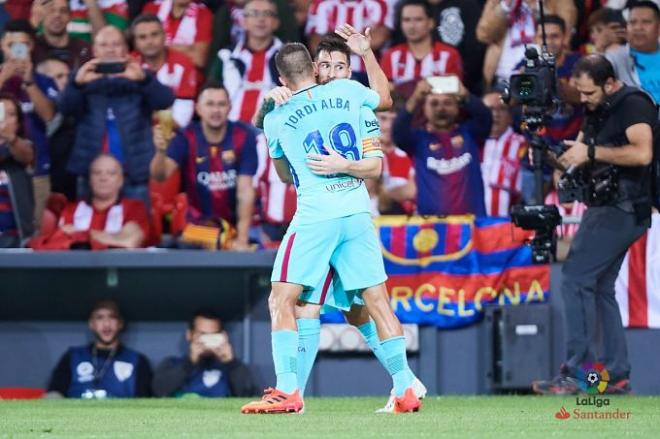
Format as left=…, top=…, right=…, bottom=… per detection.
left=555, top=407, right=570, bottom=420
left=576, top=362, right=610, bottom=394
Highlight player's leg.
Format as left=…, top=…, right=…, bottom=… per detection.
left=242, top=281, right=305, bottom=414
left=331, top=213, right=420, bottom=412
left=362, top=283, right=419, bottom=412
left=343, top=305, right=389, bottom=368
left=242, top=223, right=337, bottom=414
left=295, top=300, right=322, bottom=396
left=344, top=303, right=427, bottom=407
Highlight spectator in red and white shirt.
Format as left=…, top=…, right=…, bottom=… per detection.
left=305, top=0, right=392, bottom=74
left=382, top=0, right=463, bottom=86
left=378, top=110, right=416, bottom=215
left=480, top=91, right=526, bottom=217
left=254, top=133, right=297, bottom=247
left=30, top=154, right=150, bottom=250
left=143, top=0, right=213, bottom=69
left=132, top=13, right=199, bottom=128
left=207, top=0, right=282, bottom=124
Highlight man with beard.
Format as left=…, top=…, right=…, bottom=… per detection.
left=152, top=309, right=258, bottom=397
left=33, top=0, right=92, bottom=69
left=47, top=299, right=152, bottom=398
left=150, top=84, right=258, bottom=250
left=132, top=13, right=199, bottom=128
left=393, top=77, right=491, bottom=216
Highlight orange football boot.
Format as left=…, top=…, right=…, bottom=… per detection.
left=240, top=387, right=304, bottom=414
left=392, top=387, right=422, bottom=413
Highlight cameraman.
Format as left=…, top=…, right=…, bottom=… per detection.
left=533, top=54, right=656, bottom=395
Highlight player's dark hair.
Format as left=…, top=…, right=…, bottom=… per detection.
left=315, top=35, right=351, bottom=64
left=275, top=43, right=315, bottom=84
left=541, top=15, right=566, bottom=34
left=1, top=19, right=36, bottom=40
left=189, top=309, right=223, bottom=330
left=629, top=1, right=660, bottom=20
left=571, top=54, right=616, bottom=87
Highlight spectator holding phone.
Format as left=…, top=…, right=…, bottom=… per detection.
left=0, top=95, right=35, bottom=248
left=0, top=19, right=58, bottom=228
left=59, top=25, right=174, bottom=207
left=393, top=77, right=491, bottom=216
left=152, top=309, right=258, bottom=397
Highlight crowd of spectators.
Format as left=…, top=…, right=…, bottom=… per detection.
left=0, top=0, right=657, bottom=250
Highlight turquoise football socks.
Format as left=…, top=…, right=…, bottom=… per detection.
left=296, top=318, right=321, bottom=396
left=271, top=330, right=298, bottom=394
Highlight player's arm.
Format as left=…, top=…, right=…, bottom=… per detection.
left=307, top=148, right=381, bottom=178
left=252, top=87, right=292, bottom=129
left=336, top=24, right=392, bottom=110
left=307, top=105, right=383, bottom=178
left=273, top=157, right=294, bottom=184
left=345, top=156, right=382, bottom=179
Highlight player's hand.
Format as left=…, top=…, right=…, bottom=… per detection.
left=307, top=147, right=349, bottom=175
left=265, top=86, right=293, bottom=105
left=558, top=140, right=589, bottom=168
left=336, top=24, right=371, bottom=57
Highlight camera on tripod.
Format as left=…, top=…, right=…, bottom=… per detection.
left=510, top=204, right=561, bottom=264
left=502, top=0, right=562, bottom=264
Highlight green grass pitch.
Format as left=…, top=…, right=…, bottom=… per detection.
left=1, top=396, right=659, bottom=438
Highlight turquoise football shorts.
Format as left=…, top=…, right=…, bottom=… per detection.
left=271, top=213, right=386, bottom=311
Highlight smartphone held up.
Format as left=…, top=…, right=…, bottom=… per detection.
left=426, top=75, right=460, bottom=95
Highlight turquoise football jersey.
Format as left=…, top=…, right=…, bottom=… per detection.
left=263, top=79, right=382, bottom=226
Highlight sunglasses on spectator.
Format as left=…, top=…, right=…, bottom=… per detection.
left=244, top=10, right=277, bottom=18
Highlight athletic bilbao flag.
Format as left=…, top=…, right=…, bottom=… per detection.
left=615, top=213, right=660, bottom=328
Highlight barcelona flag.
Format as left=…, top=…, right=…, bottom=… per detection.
left=323, top=216, right=550, bottom=329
